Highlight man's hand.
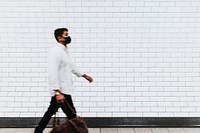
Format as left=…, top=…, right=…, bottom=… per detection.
left=56, top=94, right=65, bottom=103
left=82, top=74, right=93, bottom=83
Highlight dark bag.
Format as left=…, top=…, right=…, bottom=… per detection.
left=49, top=100, right=88, bottom=133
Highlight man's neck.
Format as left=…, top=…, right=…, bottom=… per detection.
left=58, top=42, right=67, bottom=48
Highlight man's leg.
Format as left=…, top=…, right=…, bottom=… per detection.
left=34, top=96, right=58, bottom=133
left=60, top=94, right=77, bottom=119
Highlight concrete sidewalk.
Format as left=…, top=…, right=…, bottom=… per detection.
left=0, top=128, right=200, bottom=133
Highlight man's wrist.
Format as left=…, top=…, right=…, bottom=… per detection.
left=82, top=74, right=87, bottom=77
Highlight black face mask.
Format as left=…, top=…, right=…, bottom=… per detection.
left=63, top=36, right=71, bottom=44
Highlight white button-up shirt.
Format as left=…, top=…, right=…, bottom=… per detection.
left=47, top=44, right=83, bottom=96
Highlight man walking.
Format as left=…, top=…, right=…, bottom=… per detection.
left=34, top=28, right=93, bottom=133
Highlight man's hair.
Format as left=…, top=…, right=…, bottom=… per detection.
left=54, top=28, right=68, bottom=42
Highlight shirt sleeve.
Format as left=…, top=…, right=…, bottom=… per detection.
left=69, top=57, right=83, bottom=77
left=71, top=63, right=83, bottom=77
left=48, top=51, right=61, bottom=92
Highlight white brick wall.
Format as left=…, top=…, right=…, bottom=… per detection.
left=0, top=0, right=200, bottom=117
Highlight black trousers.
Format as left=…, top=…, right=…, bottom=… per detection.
left=34, top=94, right=77, bottom=133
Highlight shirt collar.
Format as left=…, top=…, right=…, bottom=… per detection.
left=57, top=43, right=67, bottom=50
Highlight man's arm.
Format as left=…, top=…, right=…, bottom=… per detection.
left=48, top=52, right=62, bottom=95
left=69, top=56, right=93, bottom=82
left=71, top=64, right=93, bottom=83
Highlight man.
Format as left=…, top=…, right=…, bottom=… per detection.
left=34, top=28, right=93, bottom=133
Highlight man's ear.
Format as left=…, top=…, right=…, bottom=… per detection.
left=57, top=36, right=62, bottom=41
